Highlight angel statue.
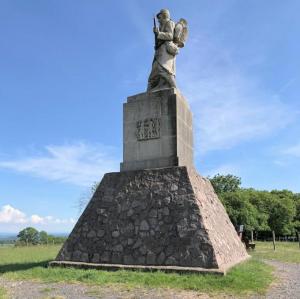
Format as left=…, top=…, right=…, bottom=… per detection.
left=147, top=9, right=188, bottom=92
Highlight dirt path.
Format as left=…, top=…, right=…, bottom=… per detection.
left=0, top=278, right=211, bottom=299
left=1, top=260, right=300, bottom=299
left=264, top=260, right=300, bottom=299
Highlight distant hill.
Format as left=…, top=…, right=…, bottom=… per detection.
left=0, top=233, right=17, bottom=240
left=0, top=232, right=69, bottom=240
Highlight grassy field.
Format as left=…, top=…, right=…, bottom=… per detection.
left=0, top=245, right=274, bottom=297
left=251, top=241, right=300, bottom=263
left=0, top=287, right=7, bottom=299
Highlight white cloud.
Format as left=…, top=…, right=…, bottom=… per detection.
left=178, top=35, right=298, bottom=154
left=30, top=214, right=44, bottom=224
left=0, top=205, right=27, bottom=224
left=0, top=204, right=75, bottom=227
left=0, top=142, right=119, bottom=186
left=282, top=142, right=300, bottom=158
left=203, top=164, right=240, bottom=177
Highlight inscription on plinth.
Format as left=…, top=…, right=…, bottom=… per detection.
left=136, top=118, right=161, bottom=141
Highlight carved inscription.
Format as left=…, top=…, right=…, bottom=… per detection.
left=136, top=118, right=160, bottom=141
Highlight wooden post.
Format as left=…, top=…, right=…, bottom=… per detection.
left=251, top=230, right=254, bottom=243
left=272, top=231, right=276, bottom=251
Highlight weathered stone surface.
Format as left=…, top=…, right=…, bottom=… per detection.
left=120, top=89, right=193, bottom=171
left=56, top=166, right=249, bottom=272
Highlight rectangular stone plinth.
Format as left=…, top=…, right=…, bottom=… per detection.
left=120, top=88, right=193, bottom=171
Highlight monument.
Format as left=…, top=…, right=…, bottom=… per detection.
left=50, top=9, right=249, bottom=274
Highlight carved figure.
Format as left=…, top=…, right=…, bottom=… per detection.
left=136, top=118, right=160, bottom=141
left=147, top=9, right=188, bottom=92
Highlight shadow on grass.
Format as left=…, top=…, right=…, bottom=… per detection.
left=0, top=260, right=50, bottom=274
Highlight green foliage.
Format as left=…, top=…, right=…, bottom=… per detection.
left=17, top=227, right=39, bottom=245
left=39, top=230, right=48, bottom=244
left=209, top=174, right=300, bottom=236
left=268, top=191, right=296, bottom=235
left=0, top=245, right=273, bottom=296
left=209, top=174, right=241, bottom=194
left=16, top=228, right=67, bottom=246
left=220, top=190, right=262, bottom=231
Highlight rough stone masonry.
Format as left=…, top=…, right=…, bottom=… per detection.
left=51, top=8, right=249, bottom=274
left=54, top=166, right=249, bottom=273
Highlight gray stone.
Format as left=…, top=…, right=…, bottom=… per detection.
left=97, top=230, right=105, bottom=238
left=165, top=256, right=177, bottom=265
left=81, top=253, right=89, bottom=262
left=157, top=252, right=166, bottom=264
left=112, top=244, right=123, bottom=252
left=124, top=255, right=134, bottom=264
left=146, top=252, right=156, bottom=265
left=120, top=89, right=194, bottom=172
left=131, top=200, right=140, bottom=208
left=139, top=245, right=148, bottom=255
left=162, top=207, right=169, bottom=216
left=127, top=208, right=134, bottom=216
left=101, top=251, right=110, bottom=262
left=92, top=253, right=100, bottom=263
left=140, top=220, right=150, bottom=231
left=87, top=230, right=96, bottom=238
left=127, top=238, right=134, bottom=245
left=72, top=250, right=81, bottom=261
left=149, top=209, right=158, bottom=218
left=132, top=239, right=142, bottom=249
left=112, top=230, right=120, bottom=238
left=170, top=184, right=178, bottom=191
left=137, top=257, right=145, bottom=264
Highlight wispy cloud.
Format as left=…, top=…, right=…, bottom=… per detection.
left=0, top=142, right=120, bottom=186
left=202, top=163, right=240, bottom=178
left=0, top=204, right=75, bottom=226
left=178, top=35, right=298, bottom=154
left=282, top=142, right=300, bottom=158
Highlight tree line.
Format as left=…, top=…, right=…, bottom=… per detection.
left=209, top=174, right=300, bottom=239
left=16, top=227, right=67, bottom=246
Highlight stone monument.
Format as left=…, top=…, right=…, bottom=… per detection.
left=50, top=9, right=249, bottom=274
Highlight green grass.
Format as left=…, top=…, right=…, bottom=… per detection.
left=0, top=245, right=274, bottom=296
left=0, top=287, right=7, bottom=299
left=250, top=241, right=300, bottom=263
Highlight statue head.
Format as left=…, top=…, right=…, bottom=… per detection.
left=156, top=9, right=170, bottom=23
left=179, top=18, right=188, bottom=27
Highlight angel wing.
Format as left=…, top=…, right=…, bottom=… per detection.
left=174, top=18, right=188, bottom=48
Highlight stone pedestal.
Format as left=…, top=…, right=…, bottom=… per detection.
left=52, top=88, right=249, bottom=274
left=53, top=167, right=249, bottom=273
left=120, top=88, right=193, bottom=171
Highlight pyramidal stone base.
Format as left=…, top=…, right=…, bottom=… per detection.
left=51, top=167, right=249, bottom=274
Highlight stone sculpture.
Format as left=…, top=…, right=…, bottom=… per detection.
left=51, top=9, right=249, bottom=275
left=147, top=9, right=188, bottom=92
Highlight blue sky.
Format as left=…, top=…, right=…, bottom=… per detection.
left=0, top=0, right=299, bottom=233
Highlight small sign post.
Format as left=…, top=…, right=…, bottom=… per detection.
left=272, top=231, right=276, bottom=251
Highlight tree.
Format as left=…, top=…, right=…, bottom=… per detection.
left=209, top=174, right=241, bottom=194
left=78, top=181, right=99, bottom=213
left=39, top=230, right=49, bottom=245
left=267, top=191, right=296, bottom=235
left=221, top=190, right=260, bottom=232
left=17, top=227, right=39, bottom=246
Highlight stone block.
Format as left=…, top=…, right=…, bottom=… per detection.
left=120, top=88, right=193, bottom=171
